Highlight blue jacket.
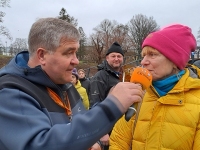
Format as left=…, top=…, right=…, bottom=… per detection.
left=0, top=51, right=123, bottom=150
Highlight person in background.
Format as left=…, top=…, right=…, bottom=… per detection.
left=78, top=68, right=91, bottom=99
left=193, top=59, right=200, bottom=68
left=90, top=41, right=124, bottom=150
left=109, top=24, right=200, bottom=150
left=71, top=68, right=89, bottom=110
left=90, top=41, right=124, bottom=106
left=0, top=17, right=144, bottom=150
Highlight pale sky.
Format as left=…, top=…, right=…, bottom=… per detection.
left=1, top=0, right=200, bottom=46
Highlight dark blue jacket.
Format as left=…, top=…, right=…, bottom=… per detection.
left=0, top=51, right=123, bottom=150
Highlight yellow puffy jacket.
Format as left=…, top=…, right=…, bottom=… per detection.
left=75, top=80, right=89, bottom=110
left=110, top=67, right=200, bottom=150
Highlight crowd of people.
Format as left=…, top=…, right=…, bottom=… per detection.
left=0, top=17, right=199, bottom=150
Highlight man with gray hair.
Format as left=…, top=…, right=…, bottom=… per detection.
left=0, top=18, right=143, bottom=150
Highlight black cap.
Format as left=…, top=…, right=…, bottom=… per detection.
left=106, top=42, right=124, bottom=56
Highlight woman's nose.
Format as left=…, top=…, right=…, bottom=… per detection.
left=141, top=56, right=149, bottom=66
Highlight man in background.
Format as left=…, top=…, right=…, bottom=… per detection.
left=90, top=41, right=124, bottom=150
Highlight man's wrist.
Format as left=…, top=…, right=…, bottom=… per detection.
left=97, top=140, right=103, bottom=148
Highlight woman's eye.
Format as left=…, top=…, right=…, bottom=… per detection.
left=149, top=53, right=158, bottom=57
left=149, top=53, right=154, bottom=56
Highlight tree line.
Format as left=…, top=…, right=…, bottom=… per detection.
left=1, top=1, right=200, bottom=65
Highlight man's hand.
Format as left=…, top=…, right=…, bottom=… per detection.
left=109, top=82, right=144, bottom=113
left=90, top=142, right=102, bottom=150
left=100, top=134, right=109, bottom=146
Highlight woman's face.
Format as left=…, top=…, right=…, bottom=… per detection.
left=141, top=46, right=177, bottom=81
left=78, top=71, right=85, bottom=79
left=71, top=74, right=77, bottom=85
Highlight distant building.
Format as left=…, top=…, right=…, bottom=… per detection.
left=189, top=46, right=200, bottom=64
left=0, top=46, right=28, bottom=56
left=1, top=47, right=14, bottom=56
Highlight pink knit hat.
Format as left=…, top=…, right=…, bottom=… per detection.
left=142, top=24, right=196, bottom=70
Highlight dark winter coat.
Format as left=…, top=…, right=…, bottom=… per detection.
left=79, top=77, right=90, bottom=96
left=90, top=60, right=121, bottom=107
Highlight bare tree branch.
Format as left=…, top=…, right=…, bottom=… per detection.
left=0, top=0, right=12, bottom=41
left=127, top=14, right=159, bottom=60
left=10, top=38, right=28, bottom=55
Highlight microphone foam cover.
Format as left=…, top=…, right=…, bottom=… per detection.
left=130, top=67, right=152, bottom=89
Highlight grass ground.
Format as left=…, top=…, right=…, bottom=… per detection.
left=0, top=55, right=12, bottom=69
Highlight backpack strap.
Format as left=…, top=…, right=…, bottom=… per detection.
left=0, top=74, right=65, bottom=112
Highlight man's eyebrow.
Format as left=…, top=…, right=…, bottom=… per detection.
left=64, top=47, right=77, bottom=52
left=67, top=47, right=77, bottom=50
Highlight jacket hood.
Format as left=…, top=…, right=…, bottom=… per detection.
left=97, top=60, right=118, bottom=73
left=0, top=51, right=63, bottom=91
left=97, top=60, right=122, bottom=78
left=97, top=60, right=107, bottom=71
left=183, top=67, right=200, bottom=90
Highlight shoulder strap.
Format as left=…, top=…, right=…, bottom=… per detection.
left=0, top=74, right=65, bottom=112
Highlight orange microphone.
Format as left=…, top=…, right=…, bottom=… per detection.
left=125, top=67, right=152, bottom=121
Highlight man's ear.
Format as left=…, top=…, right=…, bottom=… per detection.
left=36, top=48, right=47, bottom=65
left=105, top=55, right=109, bottom=61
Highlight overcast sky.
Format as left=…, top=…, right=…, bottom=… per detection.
left=1, top=0, right=200, bottom=46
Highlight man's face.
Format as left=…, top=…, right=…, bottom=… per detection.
left=42, top=40, right=79, bottom=84
left=106, top=52, right=123, bottom=71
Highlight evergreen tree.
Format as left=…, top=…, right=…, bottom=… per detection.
left=58, top=8, right=78, bottom=27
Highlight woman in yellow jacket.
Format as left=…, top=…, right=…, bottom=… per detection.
left=71, top=68, right=90, bottom=110
left=109, top=24, right=200, bottom=150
